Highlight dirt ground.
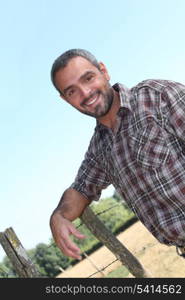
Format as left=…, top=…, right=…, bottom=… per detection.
left=57, top=221, right=185, bottom=278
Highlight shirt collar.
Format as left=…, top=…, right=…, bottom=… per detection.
left=113, top=83, right=132, bottom=111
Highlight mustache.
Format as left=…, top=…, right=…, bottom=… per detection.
left=81, top=91, right=101, bottom=106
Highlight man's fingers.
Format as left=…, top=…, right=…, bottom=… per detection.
left=63, top=247, right=82, bottom=260
left=70, top=226, right=86, bottom=239
left=57, top=227, right=84, bottom=260
left=58, top=237, right=82, bottom=260
left=50, top=214, right=86, bottom=260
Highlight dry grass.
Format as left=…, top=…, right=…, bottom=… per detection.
left=57, top=221, right=185, bottom=278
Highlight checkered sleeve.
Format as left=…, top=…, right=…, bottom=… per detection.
left=162, top=81, right=185, bottom=140
left=70, top=145, right=111, bottom=202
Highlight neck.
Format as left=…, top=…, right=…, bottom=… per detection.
left=97, top=90, right=120, bottom=130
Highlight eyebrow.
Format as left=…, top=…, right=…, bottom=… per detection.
left=63, top=70, right=95, bottom=95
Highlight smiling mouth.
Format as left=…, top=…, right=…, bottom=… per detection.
left=86, top=95, right=99, bottom=106
left=82, top=92, right=100, bottom=107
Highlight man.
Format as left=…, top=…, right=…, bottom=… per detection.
left=50, top=49, right=185, bottom=260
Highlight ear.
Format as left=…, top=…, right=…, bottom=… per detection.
left=98, top=62, right=110, bottom=81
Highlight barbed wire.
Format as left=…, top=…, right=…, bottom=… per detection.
left=0, top=201, right=126, bottom=278
left=0, top=256, right=121, bottom=278
left=33, top=202, right=123, bottom=254
left=87, top=258, right=119, bottom=278
left=76, top=202, right=123, bottom=229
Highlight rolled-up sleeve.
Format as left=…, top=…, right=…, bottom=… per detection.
left=70, top=146, right=111, bottom=202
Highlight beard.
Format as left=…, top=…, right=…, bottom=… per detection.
left=78, top=84, right=114, bottom=119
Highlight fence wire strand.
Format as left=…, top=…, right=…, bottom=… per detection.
left=31, top=202, right=123, bottom=260
left=1, top=202, right=128, bottom=278
left=87, top=258, right=119, bottom=278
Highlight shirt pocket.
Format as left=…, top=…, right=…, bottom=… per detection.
left=129, top=123, right=172, bottom=168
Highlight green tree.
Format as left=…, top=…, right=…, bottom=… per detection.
left=32, top=242, right=71, bottom=277
left=0, top=256, right=17, bottom=278
left=91, top=197, right=134, bottom=233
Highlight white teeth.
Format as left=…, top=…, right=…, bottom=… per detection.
left=86, top=95, right=98, bottom=106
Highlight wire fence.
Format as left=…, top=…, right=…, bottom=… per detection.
left=33, top=202, right=130, bottom=278
left=87, top=259, right=119, bottom=278
left=0, top=202, right=147, bottom=278
left=0, top=203, right=122, bottom=278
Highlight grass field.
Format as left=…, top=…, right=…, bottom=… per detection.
left=57, top=221, right=185, bottom=278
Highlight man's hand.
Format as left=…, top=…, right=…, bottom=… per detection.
left=50, top=211, right=86, bottom=260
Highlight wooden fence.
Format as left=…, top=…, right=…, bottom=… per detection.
left=0, top=227, right=40, bottom=277
left=0, top=206, right=152, bottom=278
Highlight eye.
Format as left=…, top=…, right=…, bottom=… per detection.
left=86, top=74, right=94, bottom=81
left=67, top=89, right=75, bottom=97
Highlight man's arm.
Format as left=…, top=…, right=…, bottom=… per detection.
left=50, top=188, right=91, bottom=260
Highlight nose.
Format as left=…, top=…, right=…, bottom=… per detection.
left=79, top=85, right=92, bottom=98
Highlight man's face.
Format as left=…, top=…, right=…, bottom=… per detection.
left=54, top=56, right=114, bottom=119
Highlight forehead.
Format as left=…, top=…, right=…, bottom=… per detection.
left=54, top=56, right=98, bottom=91
left=65, top=56, right=96, bottom=71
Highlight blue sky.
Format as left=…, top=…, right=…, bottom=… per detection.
left=1, top=0, right=185, bottom=261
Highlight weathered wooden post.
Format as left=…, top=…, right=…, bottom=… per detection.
left=81, top=206, right=152, bottom=278
left=0, top=227, right=40, bottom=278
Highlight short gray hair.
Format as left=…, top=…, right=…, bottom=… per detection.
left=50, top=49, right=100, bottom=94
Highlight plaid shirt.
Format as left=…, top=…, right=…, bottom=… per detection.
left=71, top=79, right=185, bottom=247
